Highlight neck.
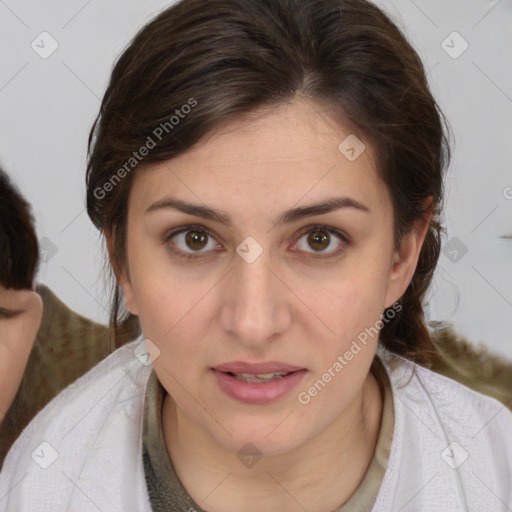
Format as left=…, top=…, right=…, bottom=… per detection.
left=162, top=369, right=383, bottom=512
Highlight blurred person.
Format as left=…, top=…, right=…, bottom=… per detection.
left=0, top=169, right=118, bottom=469
left=0, top=170, right=43, bottom=425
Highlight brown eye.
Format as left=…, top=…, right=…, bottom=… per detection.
left=164, top=224, right=348, bottom=261
left=294, top=225, right=348, bottom=258
left=185, top=230, right=209, bottom=251
left=307, top=229, right=331, bottom=252
left=165, top=225, right=220, bottom=258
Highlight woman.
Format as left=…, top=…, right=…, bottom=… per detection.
left=0, top=0, right=510, bottom=510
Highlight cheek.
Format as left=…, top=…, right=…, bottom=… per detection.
left=127, top=236, right=193, bottom=336
left=132, top=267, right=215, bottom=371
left=0, top=319, right=38, bottom=356
left=135, top=280, right=196, bottom=342
left=1, top=322, right=23, bottom=345
left=310, top=259, right=391, bottom=340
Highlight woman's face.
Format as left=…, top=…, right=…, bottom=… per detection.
left=118, top=99, right=427, bottom=456
left=0, top=284, right=43, bottom=418
left=0, top=285, right=42, bottom=351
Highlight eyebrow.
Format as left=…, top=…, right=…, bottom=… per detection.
left=145, top=196, right=370, bottom=227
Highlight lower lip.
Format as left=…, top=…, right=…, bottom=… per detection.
left=211, top=369, right=307, bottom=404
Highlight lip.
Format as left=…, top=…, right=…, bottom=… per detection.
left=213, top=361, right=304, bottom=374
left=211, top=368, right=307, bottom=404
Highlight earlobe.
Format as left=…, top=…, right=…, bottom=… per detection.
left=119, top=277, right=139, bottom=316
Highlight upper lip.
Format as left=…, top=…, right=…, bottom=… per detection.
left=213, top=361, right=304, bottom=374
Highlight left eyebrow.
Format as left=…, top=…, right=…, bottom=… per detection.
left=145, top=196, right=370, bottom=227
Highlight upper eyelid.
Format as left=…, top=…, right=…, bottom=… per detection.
left=0, top=308, right=22, bottom=318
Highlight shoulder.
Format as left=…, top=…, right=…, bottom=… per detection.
left=373, top=345, right=512, bottom=511
left=378, top=346, right=512, bottom=435
left=0, top=336, right=153, bottom=511
left=19, top=334, right=151, bottom=435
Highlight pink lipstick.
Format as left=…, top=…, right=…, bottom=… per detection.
left=212, top=361, right=307, bottom=403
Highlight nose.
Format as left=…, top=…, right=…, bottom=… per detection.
left=220, top=248, right=292, bottom=349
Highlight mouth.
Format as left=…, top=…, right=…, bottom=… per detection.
left=213, top=361, right=304, bottom=374
left=211, top=362, right=307, bottom=403
left=223, top=371, right=294, bottom=383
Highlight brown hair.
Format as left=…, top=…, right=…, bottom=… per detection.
left=0, top=169, right=39, bottom=290
left=86, top=0, right=452, bottom=365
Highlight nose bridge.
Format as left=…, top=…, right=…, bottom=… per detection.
left=224, top=244, right=288, bottom=344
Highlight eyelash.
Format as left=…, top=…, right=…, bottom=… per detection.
left=0, top=308, right=19, bottom=319
left=163, top=223, right=350, bottom=261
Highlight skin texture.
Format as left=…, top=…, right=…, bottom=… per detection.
left=115, top=98, right=431, bottom=512
left=0, top=285, right=43, bottom=422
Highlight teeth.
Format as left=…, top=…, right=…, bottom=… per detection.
left=231, top=371, right=290, bottom=383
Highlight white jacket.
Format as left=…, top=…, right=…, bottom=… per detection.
left=0, top=336, right=511, bottom=511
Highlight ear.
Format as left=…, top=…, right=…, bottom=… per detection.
left=383, top=197, right=433, bottom=309
left=105, top=230, right=139, bottom=316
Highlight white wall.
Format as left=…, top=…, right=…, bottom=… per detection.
left=1, top=0, right=511, bottom=359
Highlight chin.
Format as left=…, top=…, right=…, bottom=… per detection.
left=208, top=416, right=306, bottom=458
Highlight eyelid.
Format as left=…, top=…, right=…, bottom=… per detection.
left=164, top=223, right=349, bottom=260
left=0, top=308, right=23, bottom=319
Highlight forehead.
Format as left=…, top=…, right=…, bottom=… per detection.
left=129, top=99, right=387, bottom=215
